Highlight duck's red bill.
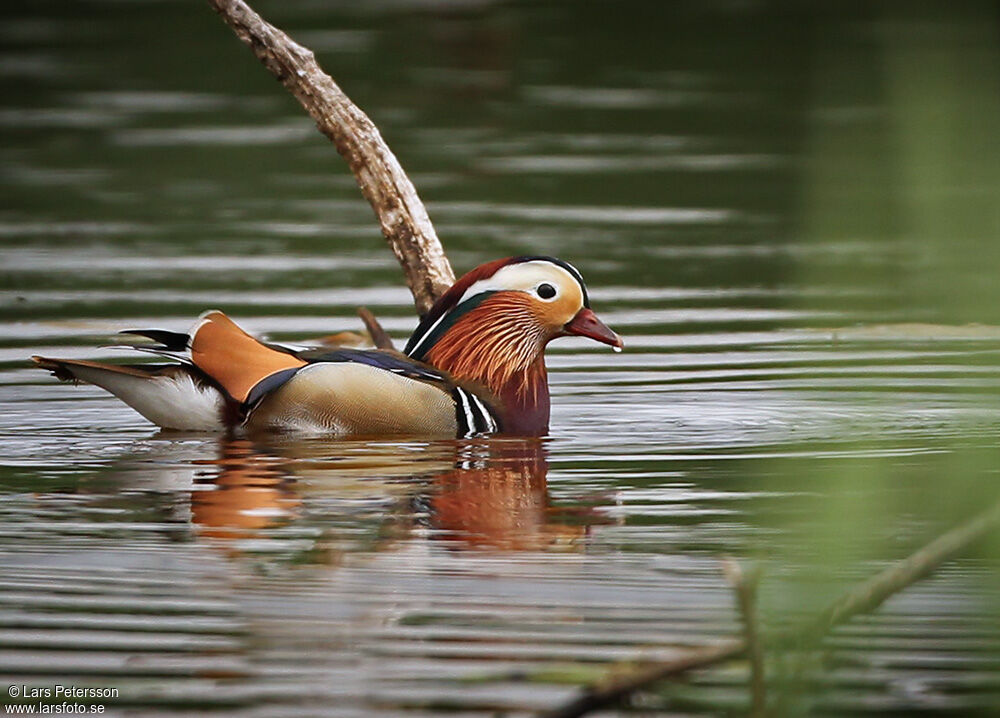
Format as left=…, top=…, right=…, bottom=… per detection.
left=565, top=308, right=623, bottom=350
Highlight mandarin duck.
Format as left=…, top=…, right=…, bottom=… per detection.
left=32, top=256, right=622, bottom=437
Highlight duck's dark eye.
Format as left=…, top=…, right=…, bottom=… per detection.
left=537, top=283, right=557, bottom=299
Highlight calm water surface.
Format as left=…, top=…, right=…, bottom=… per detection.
left=2, top=1, right=999, bottom=715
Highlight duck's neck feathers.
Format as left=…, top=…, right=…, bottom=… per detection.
left=406, top=292, right=496, bottom=362
left=417, top=295, right=551, bottom=436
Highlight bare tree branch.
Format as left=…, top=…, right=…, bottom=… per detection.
left=542, top=640, right=745, bottom=718
left=206, top=0, right=454, bottom=315
left=723, top=558, right=766, bottom=716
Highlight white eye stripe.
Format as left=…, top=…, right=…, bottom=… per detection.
left=457, top=260, right=579, bottom=304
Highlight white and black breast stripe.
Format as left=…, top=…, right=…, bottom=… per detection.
left=467, top=393, right=497, bottom=433
left=451, top=387, right=499, bottom=437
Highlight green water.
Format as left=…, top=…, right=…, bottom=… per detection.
left=2, top=1, right=999, bottom=715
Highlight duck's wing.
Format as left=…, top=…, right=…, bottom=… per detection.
left=187, top=311, right=308, bottom=403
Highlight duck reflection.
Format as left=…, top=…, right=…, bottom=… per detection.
left=187, top=436, right=588, bottom=554
left=98, top=433, right=592, bottom=556
left=190, top=439, right=301, bottom=543
left=429, top=440, right=586, bottom=551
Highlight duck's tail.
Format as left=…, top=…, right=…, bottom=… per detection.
left=31, top=356, right=226, bottom=431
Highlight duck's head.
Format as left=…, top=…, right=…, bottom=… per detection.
left=405, top=256, right=622, bottom=409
